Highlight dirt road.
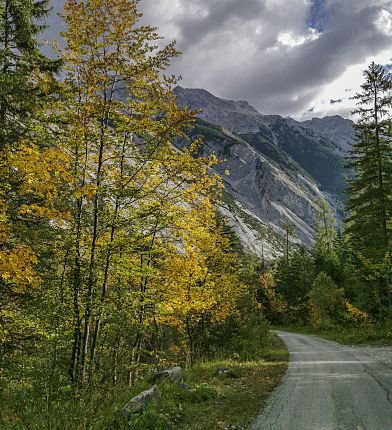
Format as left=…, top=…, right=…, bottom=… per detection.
left=252, top=331, right=392, bottom=430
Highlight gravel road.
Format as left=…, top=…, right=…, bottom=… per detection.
left=252, top=331, right=392, bottom=430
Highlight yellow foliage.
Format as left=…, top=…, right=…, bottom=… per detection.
left=344, top=300, right=370, bottom=325
left=259, top=271, right=287, bottom=315
left=0, top=245, right=41, bottom=291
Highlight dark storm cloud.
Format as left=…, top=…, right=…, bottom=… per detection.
left=172, top=0, right=266, bottom=50
left=224, top=2, right=392, bottom=114
left=45, top=0, right=392, bottom=117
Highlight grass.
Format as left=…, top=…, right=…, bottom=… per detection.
left=274, top=324, right=392, bottom=347
left=0, top=332, right=289, bottom=430
left=124, top=332, right=289, bottom=430
left=177, top=334, right=288, bottom=430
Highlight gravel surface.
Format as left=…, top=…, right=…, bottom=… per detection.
left=350, top=344, right=392, bottom=368
left=252, top=331, right=392, bottom=430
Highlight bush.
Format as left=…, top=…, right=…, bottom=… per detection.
left=308, top=272, right=346, bottom=329
left=234, top=313, right=271, bottom=360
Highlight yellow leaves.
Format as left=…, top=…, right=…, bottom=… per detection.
left=154, top=205, right=243, bottom=331
left=344, top=300, right=371, bottom=325
left=18, top=205, right=71, bottom=226
left=0, top=245, right=41, bottom=291
left=14, top=142, right=71, bottom=198
left=74, top=184, right=98, bottom=200
left=8, top=142, right=72, bottom=227
left=53, top=0, right=252, bottom=365
left=0, top=225, right=11, bottom=245
left=260, top=271, right=287, bottom=315
left=0, top=137, right=69, bottom=295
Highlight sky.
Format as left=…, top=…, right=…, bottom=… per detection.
left=46, top=0, right=392, bottom=120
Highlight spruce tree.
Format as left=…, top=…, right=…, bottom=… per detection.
left=346, top=62, right=392, bottom=311
left=0, top=0, right=60, bottom=148
left=0, top=0, right=60, bottom=363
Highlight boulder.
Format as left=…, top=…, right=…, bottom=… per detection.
left=152, top=366, right=183, bottom=384
left=215, top=366, right=239, bottom=378
left=120, top=385, right=161, bottom=417
left=178, top=382, right=195, bottom=392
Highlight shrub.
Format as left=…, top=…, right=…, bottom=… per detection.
left=308, top=272, right=346, bottom=329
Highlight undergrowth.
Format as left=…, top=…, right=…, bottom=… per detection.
left=0, top=333, right=288, bottom=430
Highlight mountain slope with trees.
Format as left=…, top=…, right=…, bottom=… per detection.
left=175, top=86, right=353, bottom=252
left=260, top=63, right=392, bottom=341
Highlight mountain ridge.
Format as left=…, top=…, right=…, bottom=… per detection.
left=175, top=86, right=354, bottom=257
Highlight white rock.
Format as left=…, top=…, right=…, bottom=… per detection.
left=120, top=385, right=161, bottom=416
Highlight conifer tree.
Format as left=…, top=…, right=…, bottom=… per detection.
left=0, top=0, right=62, bottom=369
left=346, top=62, right=392, bottom=311
left=0, top=0, right=60, bottom=147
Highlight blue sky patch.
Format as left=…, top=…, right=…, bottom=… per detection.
left=307, top=0, right=327, bottom=33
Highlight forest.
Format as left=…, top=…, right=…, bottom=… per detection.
left=1, top=1, right=391, bottom=429
left=268, top=62, right=392, bottom=339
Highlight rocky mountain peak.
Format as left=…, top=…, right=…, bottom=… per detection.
left=175, top=86, right=354, bottom=256
left=175, top=86, right=271, bottom=134
left=300, top=115, right=355, bottom=154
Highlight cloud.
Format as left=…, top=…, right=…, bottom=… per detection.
left=47, top=0, right=392, bottom=119
left=375, top=8, right=392, bottom=34
left=172, top=0, right=266, bottom=50
left=140, top=0, right=392, bottom=118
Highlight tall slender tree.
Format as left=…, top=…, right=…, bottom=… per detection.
left=59, top=0, right=222, bottom=384
left=346, top=62, right=392, bottom=312
left=0, top=0, right=60, bottom=147
left=0, top=0, right=62, bottom=370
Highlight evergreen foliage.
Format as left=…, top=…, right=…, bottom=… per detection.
left=0, top=0, right=60, bottom=147
left=347, top=62, right=392, bottom=312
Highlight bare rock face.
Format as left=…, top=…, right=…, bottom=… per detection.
left=120, top=385, right=161, bottom=417
left=175, top=86, right=268, bottom=134
left=210, top=134, right=321, bottom=245
left=192, top=121, right=338, bottom=249
left=152, top=366, right=183, bottom=384
left=301, top=115, right=355, bottom=155
left=175, top=86, right=352, bottom=253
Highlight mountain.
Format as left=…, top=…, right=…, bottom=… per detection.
left=175, top=87, right=355, bottom=257
left=301, top=116, right=355, bottom=155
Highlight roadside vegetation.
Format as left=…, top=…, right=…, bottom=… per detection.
left=1, top=329, right=288, bottom=430
left=264, top=66, right=392, bottom=345
left=0, top=1, right=288, bottom=428
left=261, top=198, right=392, bottom=347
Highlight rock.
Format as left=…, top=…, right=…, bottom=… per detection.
left=215, top=366, right=239, bottom=378
left=120, top=385, right=161, bottom=417
left=175, top=86, right=350, bottom=252
left=152, top=366, right=183, bottom=384
left=178, top=382, right=195, bottom=392
left=301, top=115, right=355, bottom=155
